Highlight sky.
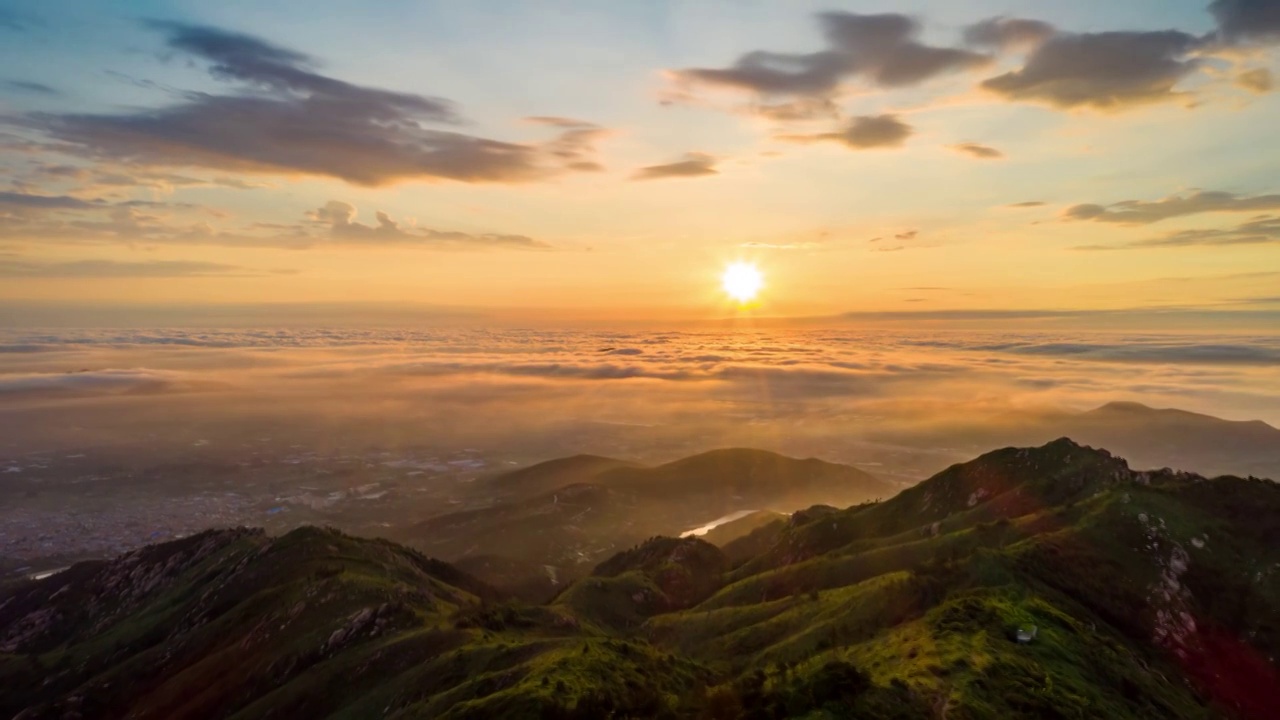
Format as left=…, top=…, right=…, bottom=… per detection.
left=1, top=0, right=1279, bottom=325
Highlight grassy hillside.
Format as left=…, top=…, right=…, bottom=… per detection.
left=642, top=439, right=1279, bottom=719
left=397, top=448, right=894, bottom=595
left=3, top=439, right=1277, bottom=718
left=700, top=510, right=789, bottom=550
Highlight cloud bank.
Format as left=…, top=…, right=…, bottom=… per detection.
left=1064, top=190, right=1280, bottom=224
left=26, top=23, right=606, bottom=186
left=673, top=12, right=989, bottom=100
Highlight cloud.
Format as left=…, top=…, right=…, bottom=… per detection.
left=780, top=114, right=913, bottom=149
left=965, top=339, right=1280, bottom=364
left=631, top=153, right=718, bottom=180
left=750, top=98, right=841, bottom=122
left=1006, top=201, right=1046, bottom=208
left=2, top=80, right=57, bottom=95
left=981, top=30, right=1202, bottom=110
left=21, top=162, right=271, bottom=194
left=150, top=20, right=458, bottom=122
left=0, top=368, right=221, bottom=399
left=3, top=325, right=1279, bottom=459
left=1063, top=190, right=1280, bottom=224
left=963, top=17, right=1056, bottom=51
left=0, top=259, right=266, bottom=278
left=1236, top=68, right=1274, bottom=93
left=1080, top=216, right=1280, bottom=249
left=672, top=12, right=989, bottom=100
left=0, top=191, right=545, bottom=250
left=24, top=23, right=605, bottom=186
left=0, top=191, right=98, bottom=210
left=948, top=142, right=1004, bottom=159
left=1210, top=0, right=1280, bottom=44
left=739, top=241, right=821, bottom=250
left=307, top=200, right=549, bottom=248
left=523, top=116, right=608, bottom=172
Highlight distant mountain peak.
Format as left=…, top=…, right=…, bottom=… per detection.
left=1094, top=400, right=1155, bottom=413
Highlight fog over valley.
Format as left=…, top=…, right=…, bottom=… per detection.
left=3, top=325, right=1277, bottom=581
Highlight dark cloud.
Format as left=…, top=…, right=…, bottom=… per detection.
left=307, top=201, right=548, bottom=249
left=148, top=21, right=458, bottom=123
left=1210, top=0, right=1280, bottom=44
left=673, top=12, right=989, bottom=99
left=895, top=230, right=918, bottom=240
left=631, top=153, right=718, bottom=181
left=963, top=17, right=1056, bottom=51
left=981, top=30, right=1202, bottom=109
left=949, top=142, right=1003, bottom=159
left=1080, top=216, right=1280, bottom=249
left=0, top=191, right=98, bottom=210
left=966, top=339, right=1280, bottom=364
left=1063, top=190, right=1280, bottom=224
left=780, top=114, right=913, bottom=149
left=25, top=23, right=604, bottom=186
left=2, top=80, right=57, bottom=95
left=1236, top=68, right=1274, bottom=93
left=1006, top=201, right=1046, bottom=208
left=0, top=259, right=259, bottom=278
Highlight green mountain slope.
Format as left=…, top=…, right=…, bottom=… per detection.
left=397, top=448, right=894, bottom=597
left=699, top=510, right=790, bottom=549
left=486, top=454, right=641, bottom=499
left=645, top=439, right=1280, bottom=718
left=3, top=439, right=1276, bottom=719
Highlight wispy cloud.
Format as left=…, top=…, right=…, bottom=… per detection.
left=0, top=258, right=276, bottom=278
left=0, top=191, right=546, bottom=250
left=779, top=114, right=913, bottom=149
left=1077, top=216, right=1280, bottom=250
left=2, top=79, right=57, bottom=95
left=631, top=152, right=718, bottom=181
left=1063, top=190, right=1280, bottom=224
left=948, top=142, right=1003, bottom=159
left=307, top=201, right=550, bottom=249
left=1235, top=68, right=1274, bottom=93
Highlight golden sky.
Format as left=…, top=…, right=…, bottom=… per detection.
left=1, top=1, right=1279, bottom=325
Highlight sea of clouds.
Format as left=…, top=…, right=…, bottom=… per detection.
left=1, top=327, right=1277, bottom=467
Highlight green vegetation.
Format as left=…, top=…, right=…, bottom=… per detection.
left=3, top=439, right=1277, bottom=718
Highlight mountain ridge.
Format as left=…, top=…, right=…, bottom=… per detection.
left=3, top=438, right=1277, bottom=719
left=397, top=447, right=896, bottom=599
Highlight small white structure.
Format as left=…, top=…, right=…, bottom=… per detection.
left=1016, top=625, right=1038, bottom=644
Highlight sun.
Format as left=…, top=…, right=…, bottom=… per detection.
left=722, top=262, right=763, bottom=303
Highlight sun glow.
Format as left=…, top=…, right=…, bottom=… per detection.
left=722, top=262, right=763, bottom=303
